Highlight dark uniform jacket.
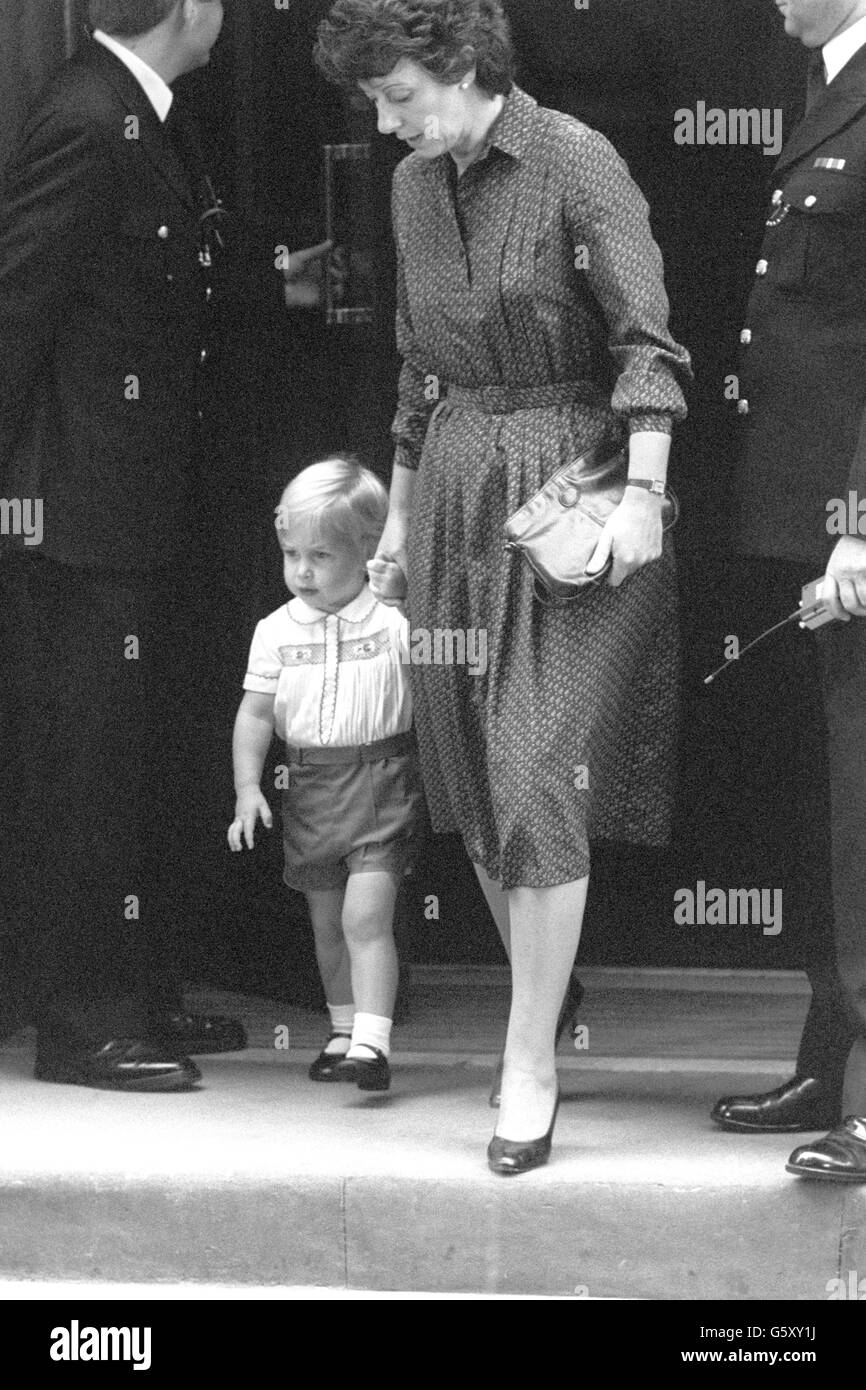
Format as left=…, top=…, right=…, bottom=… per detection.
left=0, top=40, right=211, bottom=570
left=736, top=42, right=866, bottom=567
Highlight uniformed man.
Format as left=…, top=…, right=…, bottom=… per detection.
left=0, top=0, right=331, bottom=1089
left=0, top=0, right=243, bottom=1090
left=712, top=0, right=866, bottom=1180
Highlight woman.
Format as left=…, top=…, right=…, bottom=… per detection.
left=315, top=0, right=690, bottom=1173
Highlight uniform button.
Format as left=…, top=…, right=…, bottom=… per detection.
left=740, top=328, right=752, bottom=345
left=157, top=225, right=169, bottom=239
left=804, top=194, right=817, bottom=208
left=771, top=189, right=783, bottom=205
left=166, top=273, right=174, bottom=283
left=737, top=399, right=750, bottom=415
left=755, top=259, right=768, bottom=276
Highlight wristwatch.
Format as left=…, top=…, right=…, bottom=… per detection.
left=626, top=478, right=666, bottom=496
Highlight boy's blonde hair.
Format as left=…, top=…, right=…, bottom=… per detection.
left=275, top=456, right=389, bottom=554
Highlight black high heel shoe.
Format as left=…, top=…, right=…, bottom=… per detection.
left=487, top=1091, right=561, bottom=1176
left=488, top=974, right=584, bottom=1108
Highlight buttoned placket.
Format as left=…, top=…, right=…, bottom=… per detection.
left=319, top=613, right=340, bottom=744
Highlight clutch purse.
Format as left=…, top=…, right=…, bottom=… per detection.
left=503, top=439, right=679, bottom=603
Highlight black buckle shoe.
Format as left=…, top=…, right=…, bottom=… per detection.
left=34, top=1039, right=201, bottom=1092
left=335, top=1046, right=390, bottom=1092
left=157, top=1013, right=247, bottom=1055
left=711, top=1075, right=837, bottom=1133
left=308, top=1035, right=355, bottom=1082
left=786, top=1117, right=866, bottom=1182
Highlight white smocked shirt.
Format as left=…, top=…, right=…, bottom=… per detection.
left=243, top=586, right=413, bottom=747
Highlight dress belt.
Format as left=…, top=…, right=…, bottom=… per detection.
left=443, top=380, right=607, bottom=415
left=284, top=730, right=416, bottom=765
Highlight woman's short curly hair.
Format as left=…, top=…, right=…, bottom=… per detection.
left=314, top=0, right=514, bottom=98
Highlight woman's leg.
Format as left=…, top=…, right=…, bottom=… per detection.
left=305, top=888, right=353, bottom=1007
left=496, top=877, right=589, bottom=1141
left=341, top=870, right=399, bottom=1029
left=474, top=863, right=511, bottom=961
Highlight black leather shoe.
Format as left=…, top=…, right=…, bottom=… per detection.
left=34, top=1039, right=201, bottom=1092
left=489, top=975, right=584, bottom=1108
left=336, top=1047, right=390, bottom=1092
left=786, top=1117, right=866, bottom=1182
left=488, top=1092, right=560, bottom=1176
left=156, top=1012, right=247, bottom=1055
left=308, top=1035, right=355, bottom=1082
left=711, top=1075, right=837, bottom=1133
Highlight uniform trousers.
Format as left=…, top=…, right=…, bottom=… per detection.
left=1, top=552, right=197, bottom=1051
left=733, top=559, right=866, bottom=1107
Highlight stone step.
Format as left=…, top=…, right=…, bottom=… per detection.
left=2, top=969, right=860, bottom=1298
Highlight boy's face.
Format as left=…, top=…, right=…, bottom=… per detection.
left=277, top=524, right=367, bottom=615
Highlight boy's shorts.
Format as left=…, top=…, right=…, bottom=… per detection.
left=281, top=731, right=426, bottom=893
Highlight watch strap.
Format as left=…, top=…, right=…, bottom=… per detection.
left=626, top=477, right=666, bottom=496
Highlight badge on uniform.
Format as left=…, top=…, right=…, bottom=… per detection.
left=814, top=157, right=846, bottom=169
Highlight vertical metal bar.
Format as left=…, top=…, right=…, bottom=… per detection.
left=323, top=145, right=335, bottom=323
left=63, top=0, right=77, bottom=59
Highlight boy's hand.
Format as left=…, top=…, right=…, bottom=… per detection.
left=228, top=786, right=273, bottom=851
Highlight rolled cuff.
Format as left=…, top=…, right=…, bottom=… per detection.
left=625, top=412, right=675, bottom=437
left=243, top=674, right=279, bottom=693
left=392, top=441, right=422, bottom=472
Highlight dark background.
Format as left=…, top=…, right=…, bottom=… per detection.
left=1, top=1, right=828, bottom=1000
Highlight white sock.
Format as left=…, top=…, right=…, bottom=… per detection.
left=324, top=1003, right=354, bottom=1055
left=347, top=1011, right=393, bottom=1060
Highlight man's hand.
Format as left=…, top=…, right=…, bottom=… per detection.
left=281, top=240, right=346, bottom=308
left=228, top=786, right=273, bottom=851
left=824, top=535, right=866, bottom=619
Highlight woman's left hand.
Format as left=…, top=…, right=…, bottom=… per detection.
left=585, top=489, right=665, bottom=588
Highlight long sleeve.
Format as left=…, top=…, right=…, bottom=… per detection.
left=0, top=103, right=117, bottom=466
left=560, top=124, right=691, bottom=435
left=390, top=184, right=438, bottom=472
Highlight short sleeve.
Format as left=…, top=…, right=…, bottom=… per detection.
left=242, top=618, right=282, bottom=694
left=558, top=123, right=691, bottom=434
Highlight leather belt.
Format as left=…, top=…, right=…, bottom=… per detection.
left=284, top=731, right=416, bottom=765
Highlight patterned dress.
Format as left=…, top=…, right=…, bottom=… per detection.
left=391, top=85, right=691, bottom=891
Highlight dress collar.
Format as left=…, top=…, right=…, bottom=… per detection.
left=415, top=83, right=537, bottom=175
left=287, top=584, right=378, bottom=627
left=482, top=83, right=537, bottom=161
